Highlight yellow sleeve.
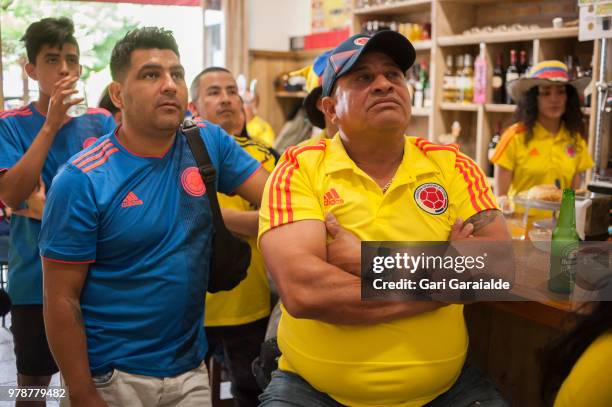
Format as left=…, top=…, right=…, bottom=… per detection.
left=575, top=137, right=595, bottom=174
left=491, top=124, right=521, bottom=171
left=258, top=143, right=326, bottom=244
left=449, top=152, right=499, bottom=222
left=554, top=333, right=612, bottom=407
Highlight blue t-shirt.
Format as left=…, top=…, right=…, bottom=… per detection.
left=39, top=122, right=261, bottom=377
left=0, top=104, right=115, bottom=304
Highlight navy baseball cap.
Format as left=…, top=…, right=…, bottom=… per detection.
left=322, top=30, right=416, bottom=97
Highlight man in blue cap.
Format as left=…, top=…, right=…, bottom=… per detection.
left=257, top=30, right=510, bottom=406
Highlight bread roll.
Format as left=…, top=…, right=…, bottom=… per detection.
left=526, top=184, right=562, bottom=202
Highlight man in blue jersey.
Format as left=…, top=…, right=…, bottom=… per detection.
left=190, top=67, right=277, bottom=407
left=39, top=27, right=267, bottom=407
left=0, top=17, right=114, bottom=400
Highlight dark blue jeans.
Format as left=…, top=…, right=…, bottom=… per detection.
left=259, top=363, right=509, bottom=407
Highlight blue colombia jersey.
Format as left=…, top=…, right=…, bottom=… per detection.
left=39, top=121, right=261, bottom=377
left=0, top=103, right=115, bottom=305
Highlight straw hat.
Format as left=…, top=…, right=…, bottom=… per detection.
left=507, top=60, right=591, bottom=102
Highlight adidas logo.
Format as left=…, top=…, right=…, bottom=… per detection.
left=528, top=148, right=539, bottom=156
left=323, top=188, right=344, bottom=206
left=121, top=191, right=143, bottom=208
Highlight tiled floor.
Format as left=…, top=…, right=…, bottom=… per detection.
left=0, top=315, right=60, bottom=407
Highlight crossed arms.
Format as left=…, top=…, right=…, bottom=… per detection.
left=259, top=209, right=510, bottom=325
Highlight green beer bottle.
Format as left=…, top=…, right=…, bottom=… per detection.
left=548, top=189, right=579, bottom=294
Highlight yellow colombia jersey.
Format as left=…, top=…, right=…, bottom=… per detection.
left=205, top=132, right=277, bottom=327
left=246, top=115, right=276, bottom=146
left=554, top=332, right=612, bottom=407
left=491, top=122, right=593, bottom=197
left=258, top=135, right=498, bottom=407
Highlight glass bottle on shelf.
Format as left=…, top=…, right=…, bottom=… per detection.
left=505, top=49, right=519, bottom=104
left=454, top=54, right=464, bottom=103
left=460, top=54, right=474, bottom=104
left=518, top=50, right=528, bottom=77
left=442, top=54, right=456, bottom=103
left=414, top=62, right=426, bottom=108
left=473, top=42, right=487, bottom=104
left=492, top=53, right=505, bottom=104
left=423, top=61, right=431, bottom=108
left=566, top=55, right=577, bottom=80
left=406, top=63, right=419, bottom=107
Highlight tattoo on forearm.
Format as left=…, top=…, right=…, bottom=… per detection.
left=68, top=300, right=85, bottom=334
left=465, top=209, right=501, bottom=233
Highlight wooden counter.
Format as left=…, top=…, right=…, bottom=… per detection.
left=461, top=211, right=596, bottom=405
left=464, top=251, right=585, bottom=406
left=465, top=301, right=568, bottom=406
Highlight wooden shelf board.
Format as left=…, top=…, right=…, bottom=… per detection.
left=438, top=0, right=513, bottom=4
left=438, top=27, right=579, bottom=47
left=353, top=0, right=431, bottom=15
left=485, top=104, right=516, bottom=113
left=250, top=49, right=329, bottom=60
left=276, top=91, right=308, bottom=99
left=411, top=107, right=431, bottom=116
left=413, top=40, right=432, bottom=51
left=440, top=102, right=478, bottom=112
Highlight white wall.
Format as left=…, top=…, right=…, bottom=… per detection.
left=248, top=0, right=311, bottom=51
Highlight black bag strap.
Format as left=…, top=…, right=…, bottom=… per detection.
left=181, top=119, right=227, bottom=232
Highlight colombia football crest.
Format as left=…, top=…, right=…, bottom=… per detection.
left=414, top=183, right=448, bottom=215
left=181, top=167, right=206, bottom=197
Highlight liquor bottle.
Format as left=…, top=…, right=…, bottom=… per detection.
left=524, top=54, right=533, bottom=77
left=549, top=189, right=580, bottom=294
left=455, top=54, right=464, bottom=103
left=492, top=53, right=505, bottom=104
left=414, top=62, right=426, bottom=108
left=505, top=49, right=519, bottom=104
left=442, top=54, right=456, bottom=103
left=487, top=121, right=502, bottom=177
left=473, top=43, right=487, bottom=104
left=423, top=61, right=432, bottom=108
left=460, top=53, right=474, bottom=104
left=566, top=55, right=577, bottom=80
left=406, top=63, right=419, bottom=106
left=518, top=50, right=528, bottom=77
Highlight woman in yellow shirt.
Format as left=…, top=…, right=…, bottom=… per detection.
left=492, top=60, right=593, bottom=199
left=542, top=299, right=612, bottom=406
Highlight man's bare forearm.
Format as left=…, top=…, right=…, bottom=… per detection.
left=44, top=297, right=97, bottom=400
left=493, top=165, right=512, bottom=197
left=221, top=209, right=259, bottom=237
left=273, top=257, right=445, bottom=325
left=0, top=124, right=58, bottom=207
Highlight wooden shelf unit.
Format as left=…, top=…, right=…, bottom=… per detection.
left=411, top=106, right=432, bottom=116
left=353, top=0, right=432, bottom=15
left=440, top=102, right=478, bottom=112
left=351, top=0, right=599, bottom=174
left=437, top=27, right=579, bottom=47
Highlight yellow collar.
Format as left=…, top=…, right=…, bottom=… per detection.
left=533, top=121, right=572, bottom=142
left=324, top=134, right=439, bottom=186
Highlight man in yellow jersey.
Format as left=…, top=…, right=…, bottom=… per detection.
left=258, top=31, right=511, bottom=407
left=190, top=67, right=277, bottom=407
left=244, top=90, right=276, bottom=145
